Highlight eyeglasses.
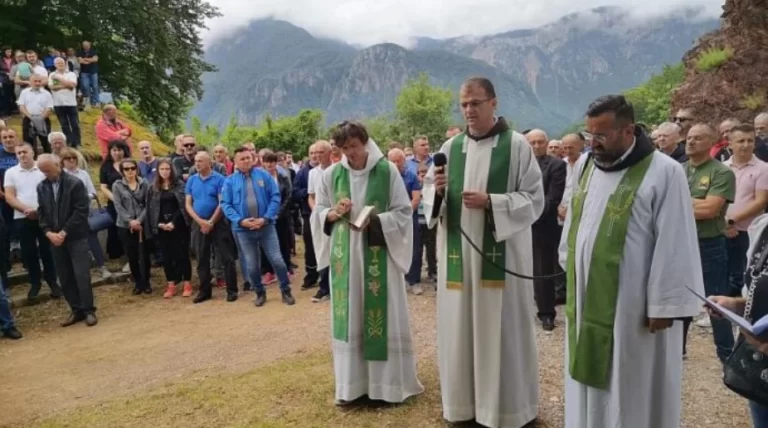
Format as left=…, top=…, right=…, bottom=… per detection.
left=62, top=156, right=76, bottom=161
left=673, top=116, right=693, bottom=123
left=184, top=143, right=195, bottom=148
left=460, top=99, right=492, bottom=110
left=581, top=131, right=609, bottom=144
left=122, top=166, right=137, bottom=171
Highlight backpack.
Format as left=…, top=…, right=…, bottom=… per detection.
left=16, top=62, right=32, bottom=80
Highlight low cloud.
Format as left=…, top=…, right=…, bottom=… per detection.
left=203, top=0, right=724, bottom=47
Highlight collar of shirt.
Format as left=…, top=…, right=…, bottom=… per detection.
left=600, top=137, right=636, bottom=168
left=725, top=155, right=759, bottom=168
left=20, top=162, right=39, bottom=172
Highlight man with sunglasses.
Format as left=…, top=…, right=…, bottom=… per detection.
left=172, top=135, right=198, bottom=182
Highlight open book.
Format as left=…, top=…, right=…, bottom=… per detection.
left=340, top=205, right=376, bottom=229
left=686, top=285, right=768, bottom=336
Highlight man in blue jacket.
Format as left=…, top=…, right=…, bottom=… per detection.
left=222, top=146, right=295, bottom=307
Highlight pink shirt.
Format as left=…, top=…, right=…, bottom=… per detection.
left=725, top=156, right=768, bottom=231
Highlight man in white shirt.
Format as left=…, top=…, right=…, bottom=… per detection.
left=17, top=74, right=54, bottom=154
left=4, top=143, right=61, bottom=301
left=307, top=139, right=332, bottom=302
left=49, top=57, right=81, bottom=148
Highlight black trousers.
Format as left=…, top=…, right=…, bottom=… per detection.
left=21, top=116, right=52, bottom=154
left=53, top=106, right=81, bottom=147
left=192, top=220, right=237, bottom=297
left=156, top=222, right=191, bottom=283
left=301, top=214, right=319, bottom=286
left=0, top=81, right=15, bottom=115
left=318, top=266, right=330, bottom=294
left=51, top=238, right=95, bottom=314
left=0, top=205, right=14, bottom=286
left=262, top=216, right=293, bottom=274
left=17, top=218, right=60, bottom=297
left=117, top=227, right=151, bottom=291
left=419, top=223, right=437, bottom=277
left=532, top=227, right=560, bottom=319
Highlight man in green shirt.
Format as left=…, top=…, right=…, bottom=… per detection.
left=683, top=123, right=736, bottom=363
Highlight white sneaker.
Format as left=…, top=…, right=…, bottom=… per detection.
left=410, top=284, right=423, bottom=295
left=122, top=263, right=130, bottom=273
left=100, top=266, right=113, bottom=278
left=696, top=316, right=711, bottom=328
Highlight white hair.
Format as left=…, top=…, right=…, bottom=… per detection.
left=527, top=129, right=548, bottom=140
left=48, top=131, right=66, bottom=143
left=656, top=122, right=682, bottom=135
left=756, top=112, right=768, bottom=123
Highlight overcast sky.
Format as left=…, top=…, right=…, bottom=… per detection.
left=202, top=0, right=724, bottom=47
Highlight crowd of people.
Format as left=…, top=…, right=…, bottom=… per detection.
left=2, top=69, right=768, bottom=428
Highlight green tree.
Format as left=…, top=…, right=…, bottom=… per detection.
left=364, top=115, right=403, bottom=148
left=0, top=0, right=220, bottom=140
left=624, top=63, right=685, bottom=125
left=394, top=73, right=453, bottom=150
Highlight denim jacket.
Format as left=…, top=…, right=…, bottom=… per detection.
left=221, top=167, right=281, bottom=231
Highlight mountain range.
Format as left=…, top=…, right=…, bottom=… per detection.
left=191, top=6, right=720, bottom=134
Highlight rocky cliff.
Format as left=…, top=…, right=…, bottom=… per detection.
left=671, top=0, right=768, bottom=123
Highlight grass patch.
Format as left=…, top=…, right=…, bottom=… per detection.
left=742, top=92, right=766, bottom=111
left=32, top=351, right=448, bottom=428
left=4, top=109, right=170, bottom=162
left=695, top=46, right=734, bottom=72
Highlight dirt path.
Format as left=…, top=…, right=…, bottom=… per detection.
left=0, top=284, right=334, bottom=426
left=0, top=278, right=751, bottom=428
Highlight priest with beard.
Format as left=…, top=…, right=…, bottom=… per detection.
left=421, top=76, right=544, bottom=428
left=559, top=95, right=703, bottom=428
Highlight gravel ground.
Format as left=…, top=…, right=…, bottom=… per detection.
left=0, top=270, right=753, bottom=427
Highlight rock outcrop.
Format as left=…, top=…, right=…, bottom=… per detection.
left=671, top=0, right=768, bottom=122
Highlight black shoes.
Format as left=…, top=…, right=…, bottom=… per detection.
left=226, top=294, right=238, bottom=302
left=254, top=292, right=266, bottom=307
left=193, top=294, right=211, bottom=304
left=2, top=327, right=22, bottom=339
left=85, top=312, right=98, bottom=327
left=311, top=289, right=330, bottom=303
left=61, top=312, right=86, bottom=327
left=282, top=290, right=295, bottom=306
left=541, top=316, right=555, bottom=332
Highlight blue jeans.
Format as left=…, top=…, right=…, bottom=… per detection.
left=405, top=216, right=421, bottom=285
left=727, top=231, right=750, bottom=296
left=0, top=280, right=16, bottom=331
left=234, top=224, right=290, bottom=294
left=700, top=236, right=736, bottom=363
left=751, top=401, right=768, bottom=428
left=80, top=72, right=100, bottom=106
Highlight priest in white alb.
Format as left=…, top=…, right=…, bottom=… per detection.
left=311, top=120, right=424, bottom=405
left=421, top=76, right=545, bottom=428
left=559, top=95, right=704, bottom=428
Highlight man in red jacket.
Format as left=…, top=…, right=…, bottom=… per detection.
left=95, top=104, right=132, bottom=158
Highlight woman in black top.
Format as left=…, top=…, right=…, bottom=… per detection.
left=710, top=214, right=768, bottom=428
left=147, top=159, right=191, bottom=299
left=99, top=139, right=130, bottom=260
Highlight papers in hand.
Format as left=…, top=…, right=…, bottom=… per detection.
left=340, top=205, right=375, bottom=229
left=686, top=285, right=768, bottom=336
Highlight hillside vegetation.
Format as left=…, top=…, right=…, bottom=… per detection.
left=5, top=110, right=170, bottom=162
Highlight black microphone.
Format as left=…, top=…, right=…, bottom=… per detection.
left=431, top=153, right=447, bottom=219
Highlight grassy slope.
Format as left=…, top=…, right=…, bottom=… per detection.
left=5, top=109, right=171, bottom=162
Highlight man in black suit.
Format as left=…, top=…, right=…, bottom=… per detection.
left=526, top=129, right=566, bottom=331
left=37, top=154, right=97, bottom=327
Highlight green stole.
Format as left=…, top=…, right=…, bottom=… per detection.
left=330, top=158, right=390, bottom=361
left=564, top=153, right=653, bottom=389
left=445, top=131, right=513, bottom=290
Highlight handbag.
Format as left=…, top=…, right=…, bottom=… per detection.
left=88, top=198, right=114, bottom=232
left=723, top=244, right=768, bottom=407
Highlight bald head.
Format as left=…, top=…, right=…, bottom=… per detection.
left=388, top=148, right=406, bottom=172
left=37, top=154, right=62, bottom=180
left=686, top=123, right=718, bottom=160
left=314, top=140, right=332, bottom=166
left=561, top=133, right=584, bottom=161
left=525, top=129, right=549, bottom=157
left=655, top=122, right=682, bottom=152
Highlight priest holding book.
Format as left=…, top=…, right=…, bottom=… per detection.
left=311, top=120, right=424, bottom=406
left=559, top=95, right=704, bottom=428
left=421, top=76, right=545, bottom=428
